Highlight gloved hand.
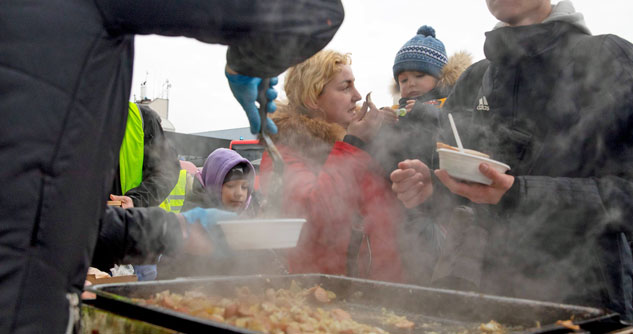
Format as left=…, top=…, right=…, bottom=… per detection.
left=225, top=70, right=278, bottom=134
left=181, top=207, right=236, bottom=230
left=180, top=208, right=237, bottom=258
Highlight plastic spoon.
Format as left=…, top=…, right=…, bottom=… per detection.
left=448, top=113, right=464, bottom=152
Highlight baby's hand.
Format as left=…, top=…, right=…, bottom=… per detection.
left=405, top=99, right=416, bottom=113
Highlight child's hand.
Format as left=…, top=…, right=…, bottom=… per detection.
left=405, top=99, right=416, bottom=113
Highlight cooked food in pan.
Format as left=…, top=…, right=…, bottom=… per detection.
left=137, top=281, right=414, bottom=334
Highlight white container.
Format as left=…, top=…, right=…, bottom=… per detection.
left=437, top=148, right=511, bottom=185
left=217, top=218, right=306, bottom=250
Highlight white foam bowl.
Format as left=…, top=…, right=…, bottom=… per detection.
left=437, top=148, right=511, bottom=185
left=217, top=218, right=306, bottom=250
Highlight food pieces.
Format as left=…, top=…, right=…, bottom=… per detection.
left=555, top=319, right=580, bottom=331
left=479, top=320, right=506, bottom=333
left=381, top=309, right=415, bottom=330
left=436, top=142, right=490, bottom=158
left=137, top=281, right=409, bottom=334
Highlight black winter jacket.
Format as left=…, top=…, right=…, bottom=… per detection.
left=442, top=21, right=633, bottom=319
left=109, top=104, right=180, bottom=207
left=0, top=1, right=344, bottom=332
left=92, top=207, right=184, bottom=272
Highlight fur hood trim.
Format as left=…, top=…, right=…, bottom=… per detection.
left=269, top=106, right=347, bottom=163
left=437, top=51, right=473, bottom=89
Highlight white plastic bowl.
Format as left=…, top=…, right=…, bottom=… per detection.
left=217, top=218, right=306, bottom=250
left=437, top=148, right=511, bottom=185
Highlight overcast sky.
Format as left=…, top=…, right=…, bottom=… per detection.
left=130, top=0, right=633, bottom=134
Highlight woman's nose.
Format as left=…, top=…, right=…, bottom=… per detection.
left=352, top=88, right=362, bottom=102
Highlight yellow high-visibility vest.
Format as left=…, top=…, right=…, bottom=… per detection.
left=119, top=103, right=144, bottom=194
left=159, top=169, right=187, bottom=213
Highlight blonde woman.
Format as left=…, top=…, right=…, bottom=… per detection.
left=260, top=50, right=406, bottom=282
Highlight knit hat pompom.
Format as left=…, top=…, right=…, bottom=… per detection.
left=417, top=25, right=436, bottom=38
left=393, top=25, right=447, bottom=81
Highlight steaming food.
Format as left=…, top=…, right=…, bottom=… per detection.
left=436, top=142, right=490, bottom=158
left=136, top=281, right=414, bottom=334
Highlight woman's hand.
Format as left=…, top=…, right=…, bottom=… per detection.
left=390, top=159, right=433, bottom=208
left=346, top=99, right=384, bottom=142
left=379, top=107, right=398, bottom=125
left=434, top=163, right=514, bottom=204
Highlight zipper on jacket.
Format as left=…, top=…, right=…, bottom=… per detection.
left=512, top=67, right=521, bottom=125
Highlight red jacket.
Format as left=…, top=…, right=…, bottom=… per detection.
left=260, top=109, right=405, bottom=282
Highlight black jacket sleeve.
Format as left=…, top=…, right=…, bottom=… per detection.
left=92, top=206, right=184, bottom=271
left=124, top=105, right=180, bottom=207
left=95, top=0, right=344, bottom=78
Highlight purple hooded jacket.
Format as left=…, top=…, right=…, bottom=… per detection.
left=199, top=148, right=255, bottom=211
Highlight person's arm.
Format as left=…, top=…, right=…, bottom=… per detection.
left=92, top=206, right=184, bottom=271
left=124, top=105, right=180, bottom=207
left=95, top=0, right=344, bottom=78
left=92, top=206, right=234, bottom=271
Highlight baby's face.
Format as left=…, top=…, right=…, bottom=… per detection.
left=397, top=71, right=438, bottom=99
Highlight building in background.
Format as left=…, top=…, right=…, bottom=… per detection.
left=194, top=127, right=256, bottom=141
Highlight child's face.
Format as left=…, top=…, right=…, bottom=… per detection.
left=221, top=179, right=249, bottom=212
left=397, top=71, right=438, bottom=99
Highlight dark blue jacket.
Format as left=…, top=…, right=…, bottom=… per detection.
left=0, top=0, right=343, bottom=332
left=442, top=21, right=633, bottom=319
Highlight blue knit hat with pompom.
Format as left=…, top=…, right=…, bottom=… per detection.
left=393, top=25, right=448, bottom=81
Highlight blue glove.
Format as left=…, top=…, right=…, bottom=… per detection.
left=181, top=207, right=236, bottom=230
left=226, top=71, right=278, bottom=134
left=181, top=208, right=236, bottom=258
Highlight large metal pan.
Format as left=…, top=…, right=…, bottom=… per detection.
left=86, top=274, right=626, bottom=334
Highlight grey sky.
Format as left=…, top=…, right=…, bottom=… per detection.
left=130, top=0, right=633, bottom=134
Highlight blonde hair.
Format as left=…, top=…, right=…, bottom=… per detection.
left=284, top=50, right=352, bottom=116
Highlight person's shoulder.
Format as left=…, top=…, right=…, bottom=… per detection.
left=599, top=34, right=633, bottom=58
left=572, top=34, right=633, bottom=75
left=573, top=33, right=633, bottom=58
left=449, top=59, right=489, bottom=92
left=463, top=59, right=490, bottom=77
left=137, top=104, right=161, bottom=123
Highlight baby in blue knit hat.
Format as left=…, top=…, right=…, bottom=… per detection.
left=392, top=25, right=448, bottom=112
left=370, top=24, right=471, bottom=172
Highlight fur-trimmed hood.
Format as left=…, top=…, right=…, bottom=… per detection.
left=391, top=50, right=473, bottom=97
left=269, top=106, right=347, bottom=164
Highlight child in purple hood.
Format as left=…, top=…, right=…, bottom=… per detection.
left=158, top=148, right=280, bottom=278
left=182, top=148, right=255, bottom=214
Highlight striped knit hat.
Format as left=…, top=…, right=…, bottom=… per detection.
left=393, top=25, right=448, bottom=80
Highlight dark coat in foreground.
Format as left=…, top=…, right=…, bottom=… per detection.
left=442, top=21, right=633, bottom=319
left=0, top=0, right=343, bottom=332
